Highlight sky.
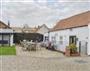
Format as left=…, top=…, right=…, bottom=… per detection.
left=0, top=0, right=90, bottom=28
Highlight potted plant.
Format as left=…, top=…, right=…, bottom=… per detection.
left=65, top=43, right=80, bottom=56
left=69, top=44, right=77, bottom=54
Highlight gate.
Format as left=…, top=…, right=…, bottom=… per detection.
left=79, top=41, right=87, bottom=55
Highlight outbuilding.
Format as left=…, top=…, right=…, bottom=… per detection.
left=49, top=11, right=90, bottom=55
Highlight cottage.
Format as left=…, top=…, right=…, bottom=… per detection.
left=0, top=21, right=13, bottom=46
left=49, top=11, right=90, bottom=55
left=36, top=24, right=50, bottom=42
left=36, top=24, right=49, bottom=35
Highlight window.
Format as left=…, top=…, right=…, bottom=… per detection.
left=60, top=36, right=63, bottom=40
left=45, top=36, right=48, bottom=41
left=69, top=36, right=76, bottom=44
left=52, top=36, right=55, bottom=41
left=59, top=36, right=63, bottom=44
left=51, top=36, right=56, bottom=44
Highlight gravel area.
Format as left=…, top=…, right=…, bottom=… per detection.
left=0, top=45, right=90, bottom=71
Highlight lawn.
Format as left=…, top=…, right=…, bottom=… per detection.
left=0, top=46, right=16, bottom=55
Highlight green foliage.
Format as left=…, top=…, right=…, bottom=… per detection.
left=67, top=44, right=77, bottom=53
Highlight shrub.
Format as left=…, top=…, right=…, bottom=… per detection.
left=67, top=43, right=77, bottom=53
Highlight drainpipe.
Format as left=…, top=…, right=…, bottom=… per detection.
left=48, top=31, right=50, bottom=42
left=88, top=24, right=90, bottom=55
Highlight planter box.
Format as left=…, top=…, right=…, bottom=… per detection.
left=70, top=52, right=80, bottom=56
left=65, top=47, right=80, bottom=56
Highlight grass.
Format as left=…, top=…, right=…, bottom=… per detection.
left=0, top=46, right=16, bottom=55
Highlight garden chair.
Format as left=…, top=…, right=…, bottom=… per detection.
left=22, top=41, right=28, bottom=51
left=31, top=43, right=36, bottom=51
left=27, top=43, right=32, bottom=51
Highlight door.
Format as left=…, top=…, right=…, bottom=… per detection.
left=79, top=41, right=87, bottom=55
left=69, top=36, right=76, bottom=45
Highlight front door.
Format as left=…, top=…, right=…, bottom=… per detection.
left=69, top=36, right=76, bottom=45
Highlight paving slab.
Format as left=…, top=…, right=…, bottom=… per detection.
left=0, top=45, right=90, bottom=71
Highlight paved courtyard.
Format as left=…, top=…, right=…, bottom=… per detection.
left=0, top=45, right=90, bottom=71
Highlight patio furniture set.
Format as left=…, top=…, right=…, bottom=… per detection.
left=20, top=40, right=38, bottom=51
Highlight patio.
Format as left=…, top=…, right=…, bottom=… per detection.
left=0, top=45, right=90, bottom=71
left=16, top=44, right=64, bottom=58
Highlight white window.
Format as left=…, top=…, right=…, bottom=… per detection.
left=52, top=36, right=56, bottom=41
left=59, top=36, right=63, bottom=44
left=51, top=36, right=56, bottom=45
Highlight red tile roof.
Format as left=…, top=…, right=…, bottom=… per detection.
left=51, top=11, right=90, bottom=31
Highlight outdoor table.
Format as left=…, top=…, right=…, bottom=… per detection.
left=20, top=41, right=28, bottom=51
left=27, top=42, right=37, bottom=51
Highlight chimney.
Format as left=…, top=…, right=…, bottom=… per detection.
left=8, top=20, right=10, bottom=27
left=38, top=25, right=40, bottom=28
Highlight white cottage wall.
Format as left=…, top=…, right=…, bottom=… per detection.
left=49, top=26, right=89, bottom=53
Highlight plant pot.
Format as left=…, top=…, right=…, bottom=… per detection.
left=65, top=47, right=71, bottom=56
left=71, top=52, right=80, bottom=56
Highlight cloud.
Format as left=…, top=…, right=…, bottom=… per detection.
left=58, top=0, right=90, bottom=2
left=0, top=1, right=90, bottom=28
left=1, top=0, right=35, bottom=2
left=1, top=0, right=90, bottom=2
